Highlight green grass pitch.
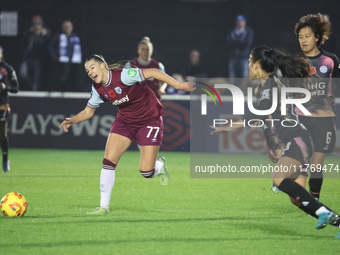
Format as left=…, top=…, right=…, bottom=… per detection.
left=0, top=149, right=340, bottom=254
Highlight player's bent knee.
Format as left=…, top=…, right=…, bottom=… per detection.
left=272, top=178, right=282, bottom=187
left=140, top=169, right=155, bottom=178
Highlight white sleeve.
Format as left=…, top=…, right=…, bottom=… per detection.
left=124, top=61, right=132, bottom=69
left=121, top=68, right=145, bottom=86
left=87, top=86, right=104, bottom=108
left=158, top=62, right=165, bottom=73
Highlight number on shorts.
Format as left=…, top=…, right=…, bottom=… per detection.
left=146, top=126, right=160, bottom=139
left=326, top=132, right=332, bottom=145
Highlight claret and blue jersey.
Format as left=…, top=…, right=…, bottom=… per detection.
left=87, top=68, right=164, bottom=125
left=129, top=58, right=165, bottom=99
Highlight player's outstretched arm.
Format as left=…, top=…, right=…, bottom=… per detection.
left=209, top=125, right=242, bottom=135
left=60, top=106, right=96, bottom=133
left=142, top=68, right=194, bottom=92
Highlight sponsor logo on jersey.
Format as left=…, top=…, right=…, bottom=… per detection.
left=115, top=86, right=122, bottom=94
left=319, top=65, right=328, bottom=73
left=261, top=89, right=271, bottom=100
left=108, top=90, right=116, bottom=98
left=309, top=66, right=316, bottom=75
left=111, top=95, right=129, bottom=106
left=127, top=69, right=137, bottom=77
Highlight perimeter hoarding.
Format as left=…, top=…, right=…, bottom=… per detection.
left=8, top=91, right=340, bottom=157
left=8, top=92, right=190, bottom=151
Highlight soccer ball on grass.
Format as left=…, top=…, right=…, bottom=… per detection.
left=0, top=192, right=28, bottom=217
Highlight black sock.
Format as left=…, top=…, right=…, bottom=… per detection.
left=278, top=178, right=321, bottom=213
left=298, top=204, right=317, bottom=218
left=0, top=138, right=8, bottom=162
left=309, top=177, right=323, bottom=200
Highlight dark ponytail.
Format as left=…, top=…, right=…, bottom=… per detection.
left=250, top=45, right=310, bottom=88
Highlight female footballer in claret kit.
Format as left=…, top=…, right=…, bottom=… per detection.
left=294, top=13, right=340, bottom=200
left=210, top=45, right=340, bottom=237
left=60, top=54, right=192, bottom=215
left=127, top=36, right=167, bottom=100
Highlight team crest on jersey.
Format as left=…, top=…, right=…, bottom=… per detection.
left=319, top=65, right=328, bottom=73
left=115, top=86, right=122, bottom=94
left=261, top=89, right=271, bottom=100
left=309, top=66, right=316, bottom=75
left=127, top=69, right=137, bottom=77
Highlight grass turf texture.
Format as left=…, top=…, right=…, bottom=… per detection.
left=0, top=149, right=340, bottom=255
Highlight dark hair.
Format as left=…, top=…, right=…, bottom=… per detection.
left=250, top=45, right=310, bottom=88
left=294, top=13, right=331, bottom=46
left=85, top=54, right=126, bottom=70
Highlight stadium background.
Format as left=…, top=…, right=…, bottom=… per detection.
left=2, top=2, right=340, bottom=254
left=2, top=0, right=340, bottom=77
left=1, top=0, right=340, bottom=153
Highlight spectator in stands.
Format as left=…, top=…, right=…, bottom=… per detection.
left=183, top=49, right=207, bottom=81
left=48, top=20, right=82, bottom=92
left=226, top=14, right=254, bottom=85
left=169, top=48, right=207, bottom=95
left=20, top=15, right=50, bottom=91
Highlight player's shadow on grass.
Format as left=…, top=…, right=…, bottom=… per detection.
left=33, top=215, right=280, bottom=225
left=0, top=233, right=334, bottom=249
left=2, top=175, right=98, bottom=178
left=235, top=221, right=336, bottom=239
left=83, top=216, right=245, bottom=223
left=0, top=238, right=261, bottom=249
left=17, top=215, right=62, bottom=219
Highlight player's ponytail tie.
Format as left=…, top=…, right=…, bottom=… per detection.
left=265, top=48, right=277, bottom=61
left=270, top=49, right=283, bottom=65
left=270, top=49, right=277, bottom=59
